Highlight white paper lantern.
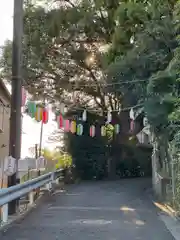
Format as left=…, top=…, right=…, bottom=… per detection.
left=107, top=111, right=112, bottom=123
left=64, top=105, right=68, bottom=113
left=143, top=117, right=148, bottom=127
left=129, top=108, right=135, bottom=120
left=82, top=110, right=87, bottom=121
left=101, top=126, right=106, bottom=136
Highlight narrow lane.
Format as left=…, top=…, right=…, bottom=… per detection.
left=0, top=179, right=175, bottom=239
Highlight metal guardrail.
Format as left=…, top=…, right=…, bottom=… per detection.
left=0, top=169, right=63, bottom=224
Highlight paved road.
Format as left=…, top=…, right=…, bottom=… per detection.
left=0, top=178, right=175, bottom=239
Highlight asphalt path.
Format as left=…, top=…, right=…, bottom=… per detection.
left=0, top=178, right=175, bottom=240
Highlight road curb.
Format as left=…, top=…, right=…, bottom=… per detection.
left=164, top=204, right=180, bottom=221
left=146, top=187, right=180, bottom=221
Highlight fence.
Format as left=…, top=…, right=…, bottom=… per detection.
left=0, top=168, right=63, bottom=224
left=0, top=157, right=58, bottom=188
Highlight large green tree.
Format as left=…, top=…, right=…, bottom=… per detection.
left=0, top=0, right=155, bottom=114
left=3, top=0, right=179, bottom=179
left=0, top=0, right=151, bottom=178
left=106, top=0, right=178, bottom=175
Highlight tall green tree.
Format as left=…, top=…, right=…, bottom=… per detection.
left=0, top=0, right=156, bottom=113
left=106, top=0, right=178, bottom=175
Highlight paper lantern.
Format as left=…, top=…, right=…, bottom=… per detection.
left=64, top=119, right=70, bottom=132
left=130, top=120, right=135, bottom=131
left=129, top=108, right=135, bottom=120
left=143, top=117, right=148, bottom=127
left=77, top=124, right=83, bottom=135
left=27, top=101, right=36, bottom=118
left=60, top=103, right=68, bottom=115
left=57, top=114, right=64, bottom=128
left=114, top=124, right=120, bottom=134
left=21, top=86, right=26, bottom=106
left=71, top=121, right=76, bottom=134
left=35, top=107, right=43, bottom=122
left=42, top=108, right=49, bottom=124
left=60, top=103, right=64, bottom=113
left=90, top=125, right=95, bottom=137
left=82, top=110, right=87, bottom=121
left=107, top=111, right=112, bottom=123
left=90, top=127, right=93, bottom=137
left=64, top=105, right=68, bottom=113
left=101, top=126, right=106, bottom=136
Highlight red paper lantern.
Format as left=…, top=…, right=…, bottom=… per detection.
left=90, top=125, right=95, bottom=137
left=42, top=108, right=49, bottom=124
left=90, top=127, right=92, bottom=136
left=21, top=86, right=26, bottom=106
left=64, top=119, right=70, bottom=132
left=57, top=114, right=64, bottom=128
left=130, top=120, right=135, bottom=131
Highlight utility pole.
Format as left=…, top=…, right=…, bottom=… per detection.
left=8, top=0, right=24, bottom=214
left=35, top=144, right=38, bottom=159
left=38, top=97, right=46, bottom=158
left=39, top=120, right=44, bottom=157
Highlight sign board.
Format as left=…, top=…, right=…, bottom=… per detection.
left=4, top=156, right=16, bottom=176
left=36, top=156, right=45, bottom=170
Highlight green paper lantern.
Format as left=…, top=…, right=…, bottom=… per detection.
left=114, top=124, right=120, bottom=134
left=77, top=123, right=83, bottom=135
left=27, top=101, right=36, bottom=118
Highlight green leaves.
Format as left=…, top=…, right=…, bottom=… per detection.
left=147, top=71, right=175, bottom=94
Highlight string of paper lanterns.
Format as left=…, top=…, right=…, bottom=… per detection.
left=26, top=101, right=123, bottom=135
left=56, top=113, right=120, bottom=137
left=58, top=104, right=114, bottom=123
left=26, top=101, right=49, bottom=124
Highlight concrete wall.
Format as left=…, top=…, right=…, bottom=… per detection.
left=152, top=147, right=171, bottom=201
left=0, top=84, right=10, bottom=188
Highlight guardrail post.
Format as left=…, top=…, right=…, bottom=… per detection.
left=2, top=204, right=8, bottom=223
left=56, top=178, right=59, bottom=184
left=29, top=191, right=34, bottom=205
left=51, top=172, right=55, bottom=181
left=46, top=183, right=52, bottom=191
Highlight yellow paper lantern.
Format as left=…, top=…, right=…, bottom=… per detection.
left=35, top=107, right=43, bottom=122
left=71, top=121, right=76, bottom=134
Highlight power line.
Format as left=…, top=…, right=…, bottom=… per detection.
left=65, top=103, right=143, bottom=113
left=70, top=79, right=147, bottom=88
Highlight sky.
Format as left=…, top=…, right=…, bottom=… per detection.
left=0, top=0, right=58, bottom=157
left=0, top=1, right=13, bottom=46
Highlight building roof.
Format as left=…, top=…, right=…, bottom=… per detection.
left=0, top=79, right=11, bottom=101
